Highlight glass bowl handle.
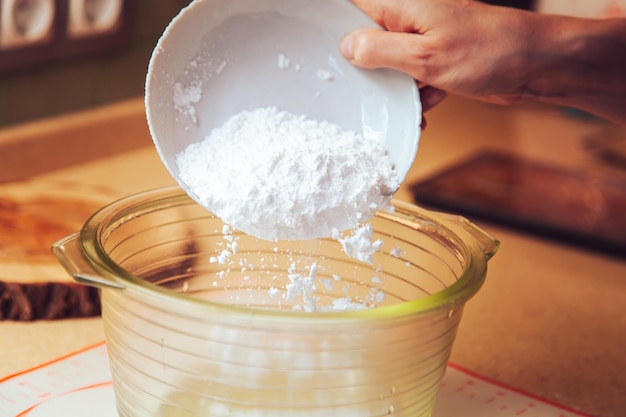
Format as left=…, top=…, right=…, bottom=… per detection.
left=52, top=232, right=125, bottom=290
left=441, top=214, right=500, bottom=260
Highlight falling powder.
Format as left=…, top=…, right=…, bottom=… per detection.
left=317, top=69, right=335, bottom=81
left=175, top=107, right=399, bottom=311
left=332, top=224, right=384, bottom=264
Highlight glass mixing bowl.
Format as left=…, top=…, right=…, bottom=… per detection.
left=53, top=186, right=498, bottom=417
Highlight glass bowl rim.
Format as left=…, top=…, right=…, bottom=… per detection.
left=79, top=186, right=497, bottom=321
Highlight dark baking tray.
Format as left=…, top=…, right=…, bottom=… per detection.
left=410, top=151, right=626, bottom=257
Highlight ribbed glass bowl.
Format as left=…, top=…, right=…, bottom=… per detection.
left=53, top=186, right=498, bottom=417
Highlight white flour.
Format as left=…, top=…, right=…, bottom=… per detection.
left=173, top=81, right=202, bottom=122
left=332, top=224, right=383, bottom=264
left=176, top=106, right=399, bottom=242
left=204, top=230, right=387, bottom=312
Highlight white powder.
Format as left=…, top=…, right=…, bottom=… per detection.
left=317, top=69, right=334, bottom=81
left=277, top=260, right=384, bottom=312
left=268, top=286, right=281, bottom=296
left=277, top=53, right=290, bottom=69
left=176, top=107, right=396, bottom=311
left=173, top=81, right=202, bottom=122
left=390, top=246, right=405, bottom=258
left=176, top=106, right=399, bottom=242
left=284, top=262, right=319, bottom=312
left=197, top=195, right=389, bottom=313
left=329, top=297, right=370, bottom=311
left=332, top=224, right=384, bottom=264
left=215, top=61, right=227, bottom=74
left=209, top=249, right=231, bottom=265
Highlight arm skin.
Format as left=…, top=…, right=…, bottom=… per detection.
left=340, top=0, right=626, bottom=125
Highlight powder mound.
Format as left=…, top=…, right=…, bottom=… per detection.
left=176, top=107, right=399, bottom=241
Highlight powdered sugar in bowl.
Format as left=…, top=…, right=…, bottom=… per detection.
left=145, top=0, right=421, bottom=240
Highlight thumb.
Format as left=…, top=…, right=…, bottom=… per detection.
left=341, top=28, right=424, bottom=77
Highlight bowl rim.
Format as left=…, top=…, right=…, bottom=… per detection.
left=79, top=186, right=497, bottom=321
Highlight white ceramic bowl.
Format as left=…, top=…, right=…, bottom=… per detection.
left=145, top=0, right=421, bottom=201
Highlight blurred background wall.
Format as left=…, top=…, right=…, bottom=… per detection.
left=1, top=0, right=622, bottom=129
left=536, top=0, right=626, bottom=18
left=0, top=0, right=190, bottom=128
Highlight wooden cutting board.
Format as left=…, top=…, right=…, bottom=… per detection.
left=0, top=99, right=173, bottom=321
left=0, top=179, right=118, bottom=321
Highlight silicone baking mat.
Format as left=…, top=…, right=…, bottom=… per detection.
left=0, top=342, right=592, bottom=417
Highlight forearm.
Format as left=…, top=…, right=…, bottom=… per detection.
left=526, top=14, right=626, bottom=124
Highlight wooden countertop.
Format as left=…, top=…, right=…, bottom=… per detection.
left=1, top=97, right=625, bottom=417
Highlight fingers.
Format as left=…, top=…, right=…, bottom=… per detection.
left=419, top=85, right=447, bottom=112
left=341, top=28, right=425, bottom=77
left=348, top=0, right=391, bottom=27
left=419, top=86, right=447, bottom=129
left=340, top=29, right=447, bottom=117
left=348, top=0, right=423, bottom=32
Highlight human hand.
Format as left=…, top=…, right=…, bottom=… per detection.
left=340, top=0, right=543, bottom=112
